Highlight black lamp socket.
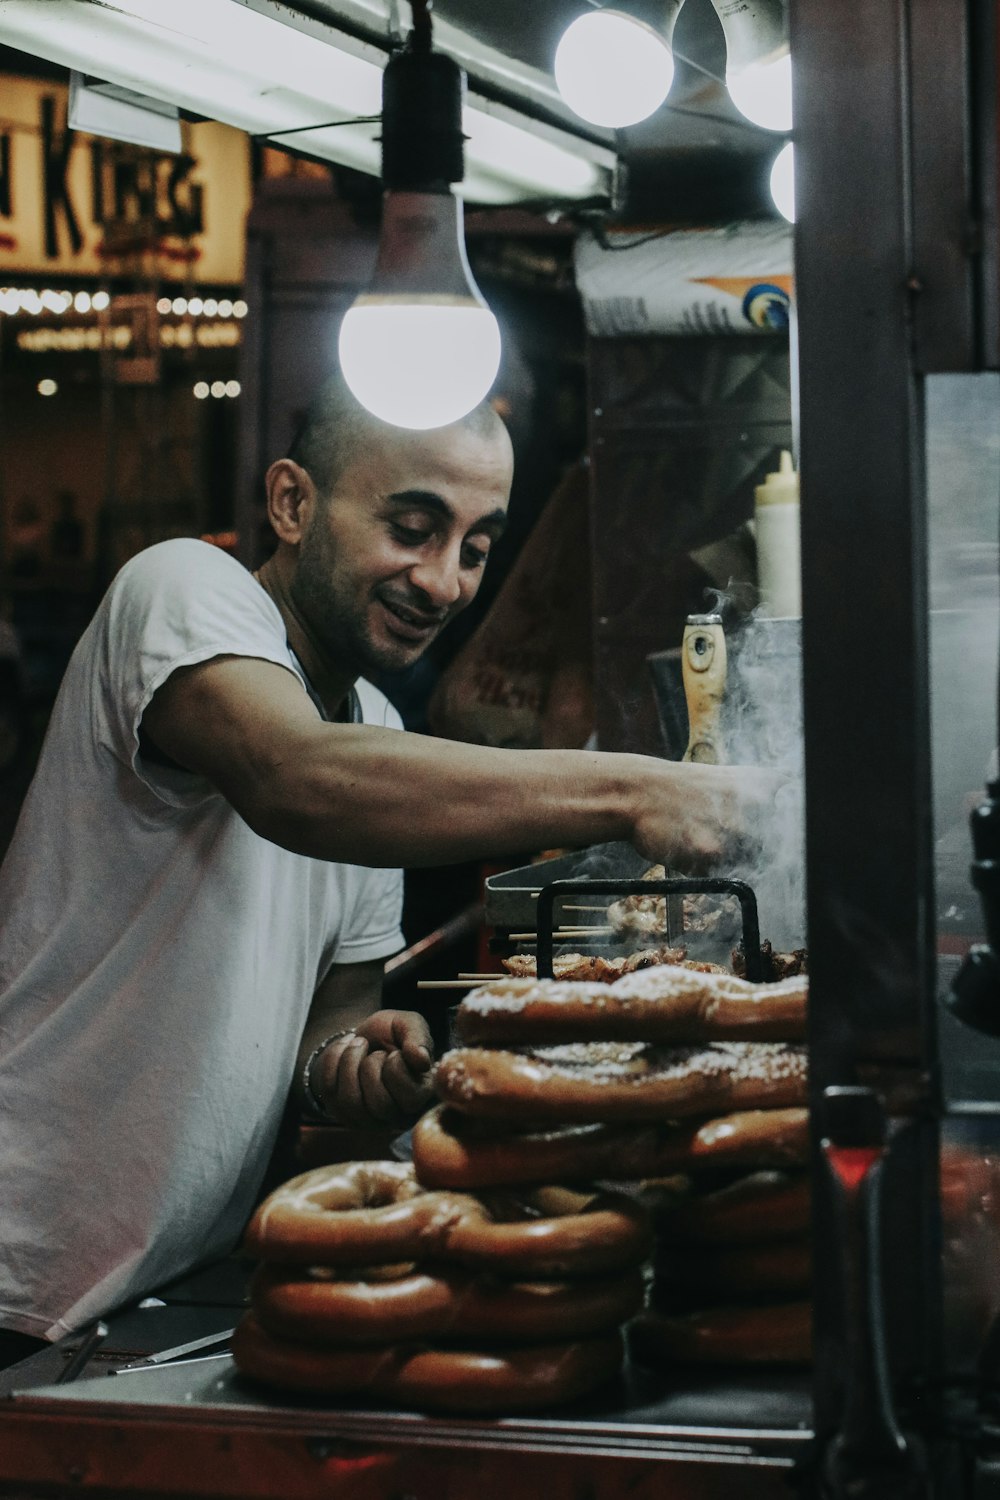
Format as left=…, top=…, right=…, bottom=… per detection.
left=381, top=46, right=466, bottom=194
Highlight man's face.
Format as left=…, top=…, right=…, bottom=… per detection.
left=290, top=420, right=512, bottom=679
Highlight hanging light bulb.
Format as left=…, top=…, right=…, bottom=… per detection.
left=554, top=3, right=682, bottom=129
left=710, top=0, right=792, bottom=133
left=338, top=3, right=501, bottom=431
left=770, top=141, right=795, bottom=222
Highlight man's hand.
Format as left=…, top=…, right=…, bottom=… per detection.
left=312, top=1009, right=434, bottom=1128
left=632, top=761, right=798, bottom=871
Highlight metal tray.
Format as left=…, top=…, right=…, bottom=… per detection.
left=484, top=843, right=649, bottom=932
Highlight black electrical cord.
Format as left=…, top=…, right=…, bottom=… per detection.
left=252, top=117, right=381, bottom=142
left=408, top=0, right=433, bottom=52
left=583, top=214, right=677, bottom=250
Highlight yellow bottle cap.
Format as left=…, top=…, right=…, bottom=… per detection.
left=755, top=449, right=799, bottom=506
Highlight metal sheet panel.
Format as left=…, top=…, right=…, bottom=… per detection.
left=792, top=0, right=942, bottom=1466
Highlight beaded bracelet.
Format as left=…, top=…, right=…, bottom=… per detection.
left=301, top=1029, right=357, bottom=1124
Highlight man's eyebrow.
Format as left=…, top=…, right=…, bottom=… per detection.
left=385, top=490, right=508, bottom=537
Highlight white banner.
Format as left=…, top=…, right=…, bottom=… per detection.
left=574, top=221, right=794, bottom=337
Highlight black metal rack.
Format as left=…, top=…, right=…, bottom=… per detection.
left=533, top=877, right=763, bottom=982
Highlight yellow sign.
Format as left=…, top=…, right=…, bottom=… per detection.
left=0, top=76, right=250, bottom=282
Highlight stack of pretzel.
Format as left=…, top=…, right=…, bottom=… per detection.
left=631, top=1166, right=812, bottom=1367
left=232, top=1159, right=650, bottom=1412
left=416, top=963, right=812, bottom=1369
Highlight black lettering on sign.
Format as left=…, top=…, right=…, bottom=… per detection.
left=0, top=133, right=11, bottom=218
left=42, top=93, right=83, bottom=257
left=113, top=150, right=157, bottom=225
left=90, top=140, right=105, bottom=224
left=166, top=155, right=203, bottom=238
left=93, top=144, right=205, bottom=242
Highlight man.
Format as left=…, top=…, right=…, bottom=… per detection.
left=0, top=376, right=773, bottom=1359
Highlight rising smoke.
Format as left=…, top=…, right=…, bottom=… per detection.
left=717, top=611, right=806, bottom=954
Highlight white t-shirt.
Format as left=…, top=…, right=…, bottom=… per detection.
left=0, top=539, right=404, bottom=1339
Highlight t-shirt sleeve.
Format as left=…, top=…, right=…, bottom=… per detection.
left=332, top=865, right=405, bottom=966
left=98, top=538, right=308, bottom=807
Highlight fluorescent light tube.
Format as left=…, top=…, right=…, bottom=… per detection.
left=0, top=0, right=613, bottom=203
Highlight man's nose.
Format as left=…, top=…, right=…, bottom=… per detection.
left=408, top=549, right=464, bottom=609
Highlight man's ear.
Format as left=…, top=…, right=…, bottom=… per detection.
left=265, top=459, right=316, bottom=544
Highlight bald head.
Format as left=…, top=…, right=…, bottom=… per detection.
left=287, top=370, right=510, bottom=503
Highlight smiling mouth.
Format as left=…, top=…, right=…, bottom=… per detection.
left=379, top=597, right=445, bottom=641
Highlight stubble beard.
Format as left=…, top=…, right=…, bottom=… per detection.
left=291, top=533, right=427, bottom=679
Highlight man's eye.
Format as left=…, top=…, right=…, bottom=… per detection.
left=391, top=523, right=430, bottom=545
left=462, top=545, right=490, bottom=569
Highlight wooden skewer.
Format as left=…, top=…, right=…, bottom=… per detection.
left=559, top=921, right=613, bottom=928
left=560, top=904, right=610, bottom=913
left=507, top=929, right=613, bottom=941
left=416, top=979, right=491, bottom=990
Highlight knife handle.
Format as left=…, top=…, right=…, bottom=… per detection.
left=682, top=616, right=727, bottom=764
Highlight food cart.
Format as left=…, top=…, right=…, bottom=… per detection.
left=2, top=1, right=1000, bottom=1496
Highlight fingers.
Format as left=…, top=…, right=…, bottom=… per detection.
left=355, top=1009, right=434, bottom=1071
left=324, top=1028, right=434, bottom=1128
left=353, top=1049, right=433, bottom=1126
left=388, top=1010, right=433, bottom=1071
left=378, top=1047, right=435, bottom=1119
left=325, top=1034, right=371, bottom=1126
left=636, top=761, right=801, bottom=872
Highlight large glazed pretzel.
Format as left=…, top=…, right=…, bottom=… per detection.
left=434, top=1041, right=808, bottom=1124
left=244, top=1161, right=652, bottom=1276
left=454, top=968, right=807, bottom=1047
left=652, top=1170, right=811, bottom=1244
left=412, top=1104, right=811, bottom=1190
left=651, top=1240, right=812, bottom=1302
left=630, top=1300, right=812, bottom=1367
left=233, top=1313, right=625, bottom=1412
left=252, top=1263, right=645, bottom=1346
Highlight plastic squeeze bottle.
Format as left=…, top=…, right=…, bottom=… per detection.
left=754, top=449, right=801, bottom=618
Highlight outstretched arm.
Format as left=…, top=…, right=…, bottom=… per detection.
left=142, top=655, right=777, bottom=870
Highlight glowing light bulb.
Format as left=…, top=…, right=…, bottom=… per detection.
left=727, top=50, right=792, bottom=132
left=341, top=36, right=502, bottom=429
left=554, top=10, right=676, bottom=128
left=770, top=141, right=795, bottom=222
left=339, top=190, right=501, bottom=431
left=711, top=0, right=792, bottom=131
left=340, top=300, right=501, bottom=431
